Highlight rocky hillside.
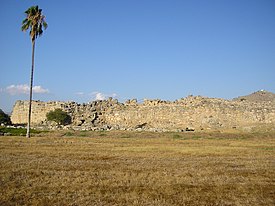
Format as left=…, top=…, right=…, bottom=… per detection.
left=233, top=90, right=275, bottom=103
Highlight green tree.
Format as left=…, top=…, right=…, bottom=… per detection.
left=21, top=5, right=48, bottom=137
left=0, top=109, right=11, bottom=125
left=46, top=109, right=72, bottom=126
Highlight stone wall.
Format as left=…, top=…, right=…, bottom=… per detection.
left=10, top=98, right=121, bottom=128
left=10, top=95, right=275, bottom=131
left=105, top=96, right=275, bottom=131
left=11, top=101, right=64, bottom=125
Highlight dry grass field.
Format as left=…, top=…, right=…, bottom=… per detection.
left=0, top=131, right=274, bottom=205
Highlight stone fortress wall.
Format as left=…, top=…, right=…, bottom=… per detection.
left=10, top=91, right=275, bottom=132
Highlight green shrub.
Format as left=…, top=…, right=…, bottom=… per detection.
left=99, top=132, right=107, bottom=137
left=0, top=109, right=11, bottom=125
left=64, top=131, right=74, bottom=136
left=192, top=136, right=202, bottom=140
left=0, top=126, right=44, bottom=136
left=46, top=109, right=71, bottom=125
left=79, top=131, right=88, bottom=137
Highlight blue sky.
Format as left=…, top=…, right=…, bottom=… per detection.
left=1, top=0, right=275, bottom=112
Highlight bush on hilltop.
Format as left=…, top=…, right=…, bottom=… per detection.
left=0, top=109, right=11, bottom=125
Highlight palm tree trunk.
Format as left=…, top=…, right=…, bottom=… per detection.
left=26, top=40, right=35, bottom=138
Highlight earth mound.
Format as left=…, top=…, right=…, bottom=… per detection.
left=233, top=90, right=275, bottom=103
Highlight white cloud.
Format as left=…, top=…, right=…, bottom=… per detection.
left=32, top=85, right=49, bottom=94
left=75, top=92, right=85, bottom=96
left=91, top=92, right=118, bottom=101
left=3, top=84, right=49, bottom=95
left=95, top=92, right=106, bottom=100
left=6, top=84, right=29, bottom=95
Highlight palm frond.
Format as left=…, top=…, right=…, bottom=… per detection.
left=21, top=5, right=48, bottom=41
left=38, top=23, right=43, bottom=37
left=22, top=18, right=28, bottom=24
left=43, top=21, right=48, bottom=30
left=21, top=18, right=31, bottom=31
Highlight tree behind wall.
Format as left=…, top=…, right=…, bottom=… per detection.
left=46, top=109, right=72, bottom=126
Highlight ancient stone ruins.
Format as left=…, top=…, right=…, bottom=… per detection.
left=10, top=90, right=275, bottom=132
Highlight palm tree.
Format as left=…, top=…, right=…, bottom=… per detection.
left=21, top=5, right=48, bottom=138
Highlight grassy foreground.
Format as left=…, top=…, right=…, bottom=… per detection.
left=0, top=131, right=274, bottom=205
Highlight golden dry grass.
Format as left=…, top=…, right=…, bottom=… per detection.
left=0, top=131, right=274, bottom=205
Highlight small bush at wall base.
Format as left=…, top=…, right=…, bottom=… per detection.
left=46, top=109, right=71, bottom=126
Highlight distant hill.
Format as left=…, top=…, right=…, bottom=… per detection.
left=233, top=90, right=275, bottom=102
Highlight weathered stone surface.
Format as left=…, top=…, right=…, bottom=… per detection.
left=10, top=91, right=275, bottom=131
